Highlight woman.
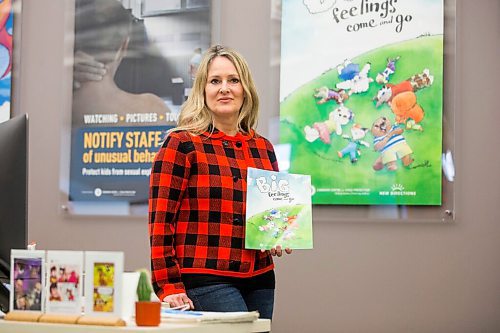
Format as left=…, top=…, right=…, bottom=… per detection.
left=149, top=45, right=291, bottom=319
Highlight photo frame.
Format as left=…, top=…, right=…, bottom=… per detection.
left=9, top=249, right=46, bottom=312
left=84, top=251, right=123, bottom=317
left=46, top=250, right=83, bottom=314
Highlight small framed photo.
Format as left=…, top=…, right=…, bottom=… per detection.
left=84, top=251, right=124, bottom=317
left=46, top=251, right=84, bottom=314
left=10, top=250, right=46, bottom=312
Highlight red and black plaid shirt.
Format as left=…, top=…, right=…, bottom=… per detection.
left=149, top=128, right=278, bottom=300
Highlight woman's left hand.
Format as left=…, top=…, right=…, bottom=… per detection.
left=267, top=245, right=292, bottom=257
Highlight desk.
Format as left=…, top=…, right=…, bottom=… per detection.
left=0, top=319, right=271, bottom=333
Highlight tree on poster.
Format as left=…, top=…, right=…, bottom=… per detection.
left=280, top=0, right=444, bottom=205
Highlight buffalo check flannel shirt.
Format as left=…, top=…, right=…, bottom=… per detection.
left=149, top=129, right=278, bottom=300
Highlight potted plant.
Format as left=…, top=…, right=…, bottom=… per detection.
left=135, top=269, right=161, bottom=326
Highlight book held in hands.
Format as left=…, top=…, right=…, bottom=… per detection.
left=245, top=168, right=313, bottom=250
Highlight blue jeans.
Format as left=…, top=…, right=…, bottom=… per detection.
left=186, top=284, right=275, bottom=320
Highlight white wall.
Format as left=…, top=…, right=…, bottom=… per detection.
left=17, top=1, right=500, bottom=332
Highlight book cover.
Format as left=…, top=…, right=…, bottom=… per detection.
left=10, top=250, right=46, bottom=312
left=46, top=251, right=83, bottom=314
left=245, top=167, right=313, bottom=250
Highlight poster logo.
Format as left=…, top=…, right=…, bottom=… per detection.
left=379, top=184, right=416, bottom=197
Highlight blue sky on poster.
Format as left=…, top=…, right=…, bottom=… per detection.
left=280, top=0, right=443, bottom=99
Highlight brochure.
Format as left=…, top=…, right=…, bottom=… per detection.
left=10, top=249, right=46, bottom=312
left=161, top=309, right=259, bottom=323
left=245, top=167, right=313, bottom=250
left=46, top=250, right=83, bottom=314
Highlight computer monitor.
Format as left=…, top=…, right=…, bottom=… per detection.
left=0, top=114, right=28, bottom=312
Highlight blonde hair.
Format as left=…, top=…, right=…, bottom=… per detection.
left=168, top=45, right=259, bottom=136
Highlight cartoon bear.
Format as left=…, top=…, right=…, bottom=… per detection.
left=371, top=116, right=413, bottom=171
left=390, top=91, right=424, bottom=131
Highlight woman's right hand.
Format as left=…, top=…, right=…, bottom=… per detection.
left=163, top=292, right=194, bottom=310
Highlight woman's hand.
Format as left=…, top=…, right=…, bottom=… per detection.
left=163, top=292, right=194, bottom=309
left=265, top=245, right=292, bottom=257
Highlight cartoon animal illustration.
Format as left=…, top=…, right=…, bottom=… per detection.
left=337, top=124, right=370, bottom=163
left=269, top=209, right=282, bottom=219
left=371, top=116, right=413, bottom=171
left=373, top=69, right=434, bottom=107
left=376, top=56, right=400, bottom=84
left=336, top=63, right=374, bottom=95
left=337, top=59, right=360, bottom=81
left=259, top=220, right=276, bottom=232
left=313, top=86, right=349, bottom=105
left=304, top=106, right=354, bottom=144
left=390, top=91, right=424, bottom=131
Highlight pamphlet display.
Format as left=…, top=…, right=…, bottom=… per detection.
left=245, top=168, right=313, bottom=250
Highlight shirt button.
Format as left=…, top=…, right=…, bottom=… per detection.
left=233, top=176, right=239, bottom=182
left=222, top=141, right=229, bottom=147
left=233, top=217, right=240, bottom=224
left=235, top=142, right=242, bottom=148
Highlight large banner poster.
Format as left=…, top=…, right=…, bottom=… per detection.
left=0, top=0, right=12, bottom=123
left=279, top=0, right=443, bottom=205
left=69, top=0, right=211, bottom=213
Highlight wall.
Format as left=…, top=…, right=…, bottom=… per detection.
left=17, top=0, right=500, bottom=332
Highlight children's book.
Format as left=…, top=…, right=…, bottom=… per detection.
left=46, top=250, right=84, bottom=314
left=245, top=167, right=313, bottom=250
left=10, top=249, right=46, bottom=312
left=84, top=251, right=124, bottom=318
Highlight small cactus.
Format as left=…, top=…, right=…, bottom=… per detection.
left=136, top=269, right=153, bottom=302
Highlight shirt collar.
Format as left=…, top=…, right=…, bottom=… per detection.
left=201, top=126, right=254, bottom=141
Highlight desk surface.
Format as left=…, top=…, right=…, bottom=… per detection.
left=0, top=318, right=271, bottom=333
